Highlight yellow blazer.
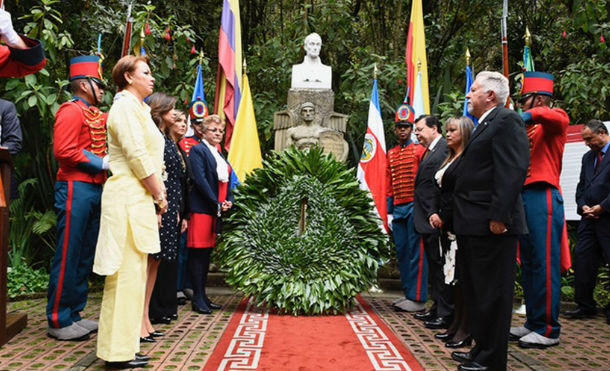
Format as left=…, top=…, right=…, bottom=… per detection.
left=93, top=90, right=164, bottom=276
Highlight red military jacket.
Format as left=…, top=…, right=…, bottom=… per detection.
left=386, top=141, right=425, bottom=205
left=53, top=98, right=107, bottom=184
left=178, top=135, right=201, bottom=157
left=0, top=36, right=46, bottom=77
left=524, top=106, right=569, bottom=189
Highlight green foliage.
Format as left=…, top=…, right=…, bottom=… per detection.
left=216, top=148, right=388, bottom=315
left=559, top=57, right=610, bottom=122
left=6, top=263, right=49, bottom=299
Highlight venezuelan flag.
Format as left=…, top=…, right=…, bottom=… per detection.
left=214, top=0, right=242, bottom=151
left=405, top=0, right=429, bottom=117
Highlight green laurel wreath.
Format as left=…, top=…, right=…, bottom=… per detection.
left=216, top=147, right=389, bottom=315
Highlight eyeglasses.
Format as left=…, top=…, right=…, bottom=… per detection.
left=206, top=128, right=225, bottom=134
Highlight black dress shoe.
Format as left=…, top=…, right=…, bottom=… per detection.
left=458, top=361, right=488, bottom=371
left=139, top=335, right=156, bottom=343
left=149, top=331, right=164, bottom=337
left=135, top=353, right=150, bottom=362
left=451, top=351, right=474, bottom=363
left=177, top=297, right=187, bottom=305
left=424, top=317, right=451, bottom=329
left=414, top=310, right=435, bottom=321
left=150, top=316, right=172, bottom=324
left=192, top=304, right=212, bottom=314
left=105, top=359, right=148, bottom=369
left=208, top=301, right=222, bottom=310
left=445, top=336, right=472, bottom=348
left=169, top=313, right=178, bottom=320
left=434, top=331, right=454, bottom=340
left=564, top=307, right=596, bottom=319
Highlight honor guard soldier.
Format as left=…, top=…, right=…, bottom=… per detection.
left=510, top=71, right=569, bottom=348
left=387, top=103, right=427, bottom=312
left=46, top=55, right=108, bottom=341
left=179, top=98, right=208, bottom=156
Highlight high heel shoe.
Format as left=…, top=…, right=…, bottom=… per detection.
left=445, top=336, right=472, bottom=348
left=435, top=331, right=454, bottom=340
left=192, top=303, right=212, bottom=314
left=139, top=335, right=156, bottom=343
left=149, top=331, right=164, bottom=337
left=208, top=302, right=222, bottom=310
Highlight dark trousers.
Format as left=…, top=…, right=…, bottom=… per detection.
left=574, top=216, right=610, bottom=312
left=422, top=232, right=454, bottom=317
left=149, top=258, right=178, bottom=319
left=519, top=186, right=563, bottom=338
left=176, top=232, right=191, bottom=291
left=458, top=234, right=517, bottom=371
left=46, top=180, right=102, bottom=328
left=188, top=248, right=212, bottom=309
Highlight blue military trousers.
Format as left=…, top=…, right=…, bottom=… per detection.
left=392, top=202, right=428, bottom=302
left=46, top=180, right=102, bottom=328
left=519, top=186, right=563, bottom=338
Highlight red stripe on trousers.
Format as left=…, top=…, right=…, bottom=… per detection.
left=416, top=239, right=424, bottom=300
left=544, top=188, right=553, bottom=337
left=52, top=181, right=73, bottom=328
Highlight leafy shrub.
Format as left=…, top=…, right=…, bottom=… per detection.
left=7, top=263, right=49, bottom=299
left=216, top=148, right=388, bottom=315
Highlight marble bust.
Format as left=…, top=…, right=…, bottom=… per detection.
left=291, top=33, right=332, bottom=89
left=286, top=102, right=328, bottom=149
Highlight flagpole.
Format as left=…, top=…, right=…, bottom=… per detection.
left=501, top=0, right=509, bottom=107
left=373, top=63, right=377, bottom=80
left=121, top=2, right=134, bottom=58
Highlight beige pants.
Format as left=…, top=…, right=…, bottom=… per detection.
left=96, top=237, right=147, bottom=362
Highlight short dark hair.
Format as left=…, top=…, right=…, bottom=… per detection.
left=415, top=114, right=442, bottom=133
left=584, top=119, right=608, bottom=135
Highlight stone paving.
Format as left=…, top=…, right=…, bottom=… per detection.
left=1, top=289, right=608, bottom=371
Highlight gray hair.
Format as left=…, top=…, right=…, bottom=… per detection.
left=476, top=71, right=509, bottom=105
left=304, top=32, right=322, bottom=46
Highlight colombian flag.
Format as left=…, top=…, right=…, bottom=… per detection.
left=405, top=0, right=429, bottom=117
left=227, top=72, right=263, bottom=182
left=215, top=0, right=242, bottom=152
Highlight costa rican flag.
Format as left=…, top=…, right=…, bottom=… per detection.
left=357, top=79, right=388, bottom=232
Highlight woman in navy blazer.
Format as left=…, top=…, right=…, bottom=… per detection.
left=187, top=114, right=233, bottom=314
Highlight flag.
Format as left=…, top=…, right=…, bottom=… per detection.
left=214, top=0, right=243, bottom=152
left=189, top=64, right=209, bottom=119
left=463, top=64, right=477, bottom=125
left=357, top=79, right=388, bottom=232
left=227, top=72, right=262, bottom=182
left=405, top=0, right=429, bottom=117
left=523, top=45, right=535, bottom=72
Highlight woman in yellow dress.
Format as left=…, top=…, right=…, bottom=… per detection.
left=93, top=55, right=166, bottom=369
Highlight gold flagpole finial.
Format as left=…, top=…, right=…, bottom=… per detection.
left=373, top=63, right=377, bottom=79
left=243, top=58, right=247, bottom=74
left=198, top=50, right=204, bottom=66
left=465, top=48, right=471, bottom=66
left=417, top=59, right=422, bottom=71
left=525, top=26, right=532, bottom=47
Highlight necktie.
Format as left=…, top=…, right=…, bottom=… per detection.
left=595, top=151, right=604, bottom=173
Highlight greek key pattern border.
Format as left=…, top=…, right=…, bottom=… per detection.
left=345, top=301, right=413, bottom=371
left=217, top=299, right=269, bottom=371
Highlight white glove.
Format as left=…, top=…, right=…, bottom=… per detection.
left=387, top=214, right=394, bottom=231
left=102, top=156, right=110, bottom=170
left=0, top=10, right=21, bottom=47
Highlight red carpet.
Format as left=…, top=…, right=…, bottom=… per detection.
left=203, top=295, right=423, bottom=371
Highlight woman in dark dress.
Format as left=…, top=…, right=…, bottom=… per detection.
left=169, top=110, right=192, bottom=305
left=140, top=92, right=184, bottom=342
left=187, top=114, right=233, bottom=314
left=428, top=116, right=474, bottom=348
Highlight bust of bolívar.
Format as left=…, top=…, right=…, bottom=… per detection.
left=291, top=33, right=332, bottom=89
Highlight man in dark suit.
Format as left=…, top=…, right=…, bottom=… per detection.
left=565, top=120, right=610, bottom=321
left=451, top=71, right=529, bottom=371
left=412, top=115, right=453, bottom=329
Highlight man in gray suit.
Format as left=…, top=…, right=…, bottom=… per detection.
left=413, top=115, right=453, bottom=329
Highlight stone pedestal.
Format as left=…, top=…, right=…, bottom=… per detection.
left=274, top=88, right=349, bottom=162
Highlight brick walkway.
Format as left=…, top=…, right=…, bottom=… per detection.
left=1, top=289, right=608, bottom=370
